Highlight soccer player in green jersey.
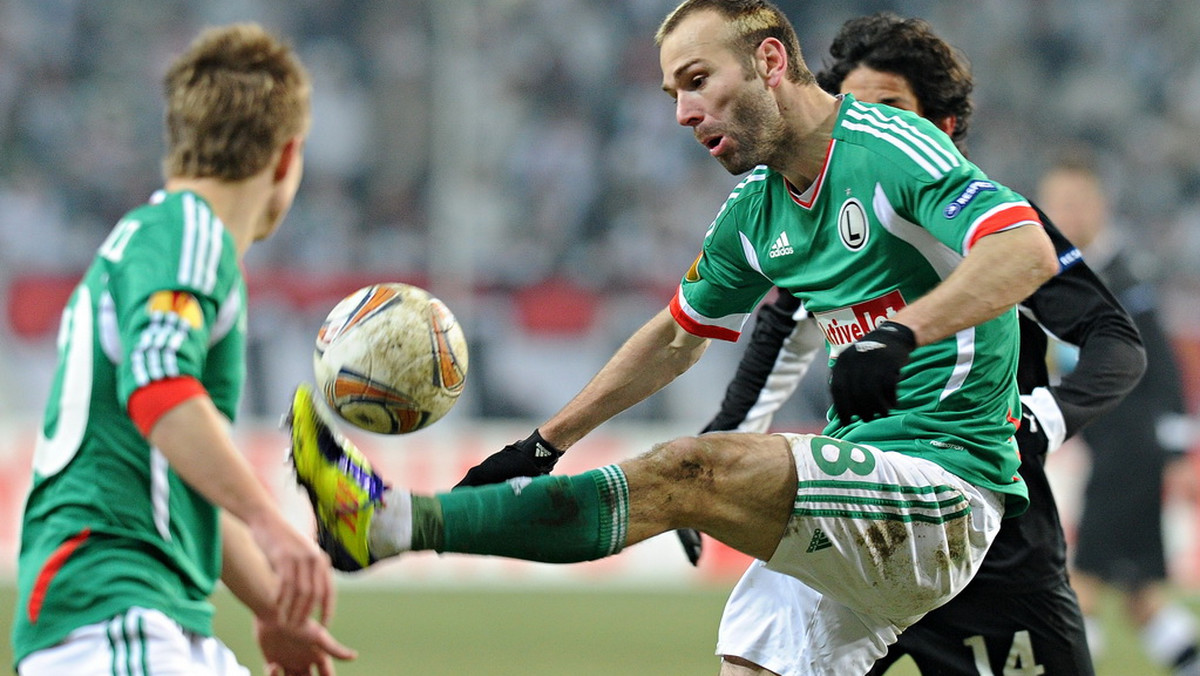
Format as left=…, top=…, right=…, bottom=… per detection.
left=695, top=15, right=1151, bottom=676
left=12, top=24, right=354, bottom=676
left=289, top=1, right=1059, bottom=673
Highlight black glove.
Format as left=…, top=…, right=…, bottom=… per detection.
left=1013, top=403, right=1049, bottom=460
left=830, top=321, right=916, bottom=423
left=454, top=429, right=564, bottom=488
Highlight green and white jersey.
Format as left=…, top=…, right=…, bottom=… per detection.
left=12, top=190, right=247, bottom=663
left=671, top=95, right=1041, bottom=514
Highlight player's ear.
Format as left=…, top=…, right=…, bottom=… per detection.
left=757, top=37, right=787, bottom=87
left=933, top=115, right=957, bottom=138
left=272, top=136, right=303, bottom=183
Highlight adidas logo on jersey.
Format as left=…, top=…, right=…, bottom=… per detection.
left=806, top=528, right=833, bottom=553
left=769, top=232, right=794, bottom=258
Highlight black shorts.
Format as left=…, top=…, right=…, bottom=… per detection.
left=868, top=580, right=1093, bottom=676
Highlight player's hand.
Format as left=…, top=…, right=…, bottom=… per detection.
left=256, top=614, right=357, bottom=676
left=676, top=528, right=703, bottom=566
left=251, top=515, right=335, bottom=628
left=455, top=429, right=564, bottom=487
left=1013, top=402, right=1049, bottom=460
left=830, top=321, right=916, bottom=422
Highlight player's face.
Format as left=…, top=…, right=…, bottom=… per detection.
left=660, top=11, right=793, bottom=175
left=1037, top=169, right=1108, bottom=249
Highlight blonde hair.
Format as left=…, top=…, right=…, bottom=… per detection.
left=162, top=23, right=311, bottom=181
left=655, top=0, right=814, bottom=84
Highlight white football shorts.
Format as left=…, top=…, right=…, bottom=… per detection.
left=17, top=606, right=250, bottom=676
left=717, top=433, right=1004, bottom=676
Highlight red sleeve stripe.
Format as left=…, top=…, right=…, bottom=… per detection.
left=28, top=528, right=91, bottom=624
left=669, top=291, right=743, bottom=342
left=964, top=204, right=1042, bottom=251
left=128, top=376, right=208, bottom=437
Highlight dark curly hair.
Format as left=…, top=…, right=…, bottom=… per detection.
left=816, top=13, right=973, bottom=152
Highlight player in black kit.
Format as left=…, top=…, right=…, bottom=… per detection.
left=679, top=14, right=1147, bottom=675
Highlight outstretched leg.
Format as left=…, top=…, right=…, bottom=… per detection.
left=620, top=432, right=796, bottom=560
left=288, top=383, right=795, bottom=569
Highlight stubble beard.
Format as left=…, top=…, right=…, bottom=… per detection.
left=717, top=88, right=798, bottom=175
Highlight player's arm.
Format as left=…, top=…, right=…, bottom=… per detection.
left=458, top=187, right=762, bottom=486
left=456, top=308, right=708, bottom=487
left=1017, top=212, right=1146, bottom=452
left=220, top=512, right=356, bottom=675
left=890, top=223, right=1058, bottom=345
left=135, top=386, right=332, bottom=627
left=539, top=307, right=708, bottom=448
left=833, top=220, right=1058, bottom=421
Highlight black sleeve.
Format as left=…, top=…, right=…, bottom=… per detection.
left=1018, top=207, right=1146, bottom=438
left=702, top=290, right=806, bottom=433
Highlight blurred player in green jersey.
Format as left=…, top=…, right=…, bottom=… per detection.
left=12, top=23, right=354, bottom=676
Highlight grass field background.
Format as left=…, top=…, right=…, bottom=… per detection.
left=1, top=581, right=1192, bottom=675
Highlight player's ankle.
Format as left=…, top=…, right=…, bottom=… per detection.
left=368, top=488, right=443, bottom=557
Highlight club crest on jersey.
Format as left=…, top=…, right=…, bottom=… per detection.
left=838, top=198, right=869, bottom=251
left=814, top=290, right=906, bottom=356
left=943, top=180, right=996, bottom=218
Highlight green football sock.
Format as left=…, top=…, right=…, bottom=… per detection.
left=410, top=465, right=629, bottom=563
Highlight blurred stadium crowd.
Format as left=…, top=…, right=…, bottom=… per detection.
left=1, top=0, right=1199, bottom=427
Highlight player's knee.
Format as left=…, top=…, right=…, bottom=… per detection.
left=643, top=435, right=741, bottom=489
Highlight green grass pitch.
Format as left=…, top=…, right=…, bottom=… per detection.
left=1, top=582, right=1186, bottom=674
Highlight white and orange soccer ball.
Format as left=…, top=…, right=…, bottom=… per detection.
left=313, top=282, right=468, bottom=434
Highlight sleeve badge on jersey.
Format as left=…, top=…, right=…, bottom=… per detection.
left=685, top=252, right=703, bottom=282
left=147, top=290, right=204, bottom=329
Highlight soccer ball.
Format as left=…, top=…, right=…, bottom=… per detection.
left=313, top=282, right=469, bottom=434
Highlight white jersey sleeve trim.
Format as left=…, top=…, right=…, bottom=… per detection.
left=1020, top=386, right=1067, bottom=453
left=873, top=184, right=961, bottom=279
left=846, top=102, right=960, bottom=174
left=961, top=201, right=1038, bottom=255
left=672, top=287, right=750, bottom=339
left=739, top=231, right=765, bottom=274
left=938, top=327, right=976, bottom=402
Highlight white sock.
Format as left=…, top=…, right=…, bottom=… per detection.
left=1141, top=603, right=1200, bottom=671
left=368, top=488, right=413, bottom=557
